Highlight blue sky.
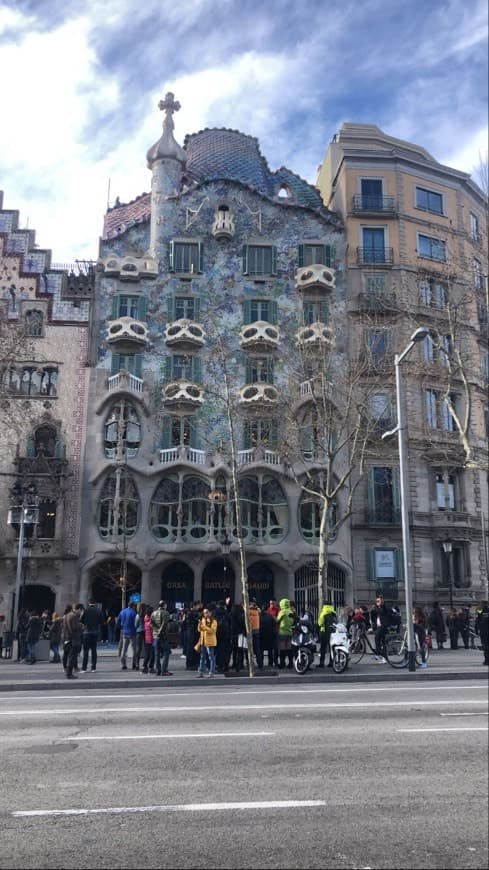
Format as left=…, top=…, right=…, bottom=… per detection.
left=1, top=0, right=487, bottom=264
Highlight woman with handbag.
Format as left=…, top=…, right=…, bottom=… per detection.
left=196, top=608, right=218, bottom=678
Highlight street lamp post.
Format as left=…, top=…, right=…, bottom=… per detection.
left=383, top=327, right=429, bottom=672
left=442, top=536, right=454, bottom=609
left=7, top=481, right=40, bottom=636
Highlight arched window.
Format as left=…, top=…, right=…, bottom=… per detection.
left=150, top=477, right=179, bottom=542
left=25, top=310, right=43, bottom=336
left=299, top=475, right=337, bottom=543
left=104, top=401, right=141, bottom=459
left=182, top=476, right=210, bottom=542
left=98, top=470, right=139, bottom=540
left=37, top=499, right=57, bottom=538
left=234, top=476, right=288, bottom=544
left=33, top=424, right=58, bottom=457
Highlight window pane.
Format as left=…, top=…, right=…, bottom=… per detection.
left=248, top=246, right=272, bottom=275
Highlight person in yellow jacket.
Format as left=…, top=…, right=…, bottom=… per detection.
left=197, top=608, right=218, bottom=678
left=316, top=603, right=336, bottom=668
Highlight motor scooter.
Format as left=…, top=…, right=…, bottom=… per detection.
left=291, top=619, right=317, bottom=674
left=329, top=622, right=351, bottom=673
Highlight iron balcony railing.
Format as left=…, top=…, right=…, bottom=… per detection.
left=357, top=247, right=394, bottom=266
left=352, top=195, right=396, bottom=213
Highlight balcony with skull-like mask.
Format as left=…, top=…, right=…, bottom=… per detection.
left=106, top=316, right=149, bottom=353
left=239, top=383, right=279, bottom=406
left=296, top=322, right=334, bottom=349
left=162, top=380, right=205, bottom=409
left=164, top=319, right=206, bottom=349
left=239, top=321, right=281, bottom=353
left=295, top=263, right=336, bottom=294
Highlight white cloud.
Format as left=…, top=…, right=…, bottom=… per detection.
left=0, top=0, right=486, bottom=263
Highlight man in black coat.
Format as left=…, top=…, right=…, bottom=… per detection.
left=25, top=611, right=42, bottom=664
left=475, top=601, right=489, bottom=665
left=370, top=595, right=393, bottom=663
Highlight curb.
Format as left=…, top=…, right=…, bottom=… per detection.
left=0, top=669, right=486, bottom=692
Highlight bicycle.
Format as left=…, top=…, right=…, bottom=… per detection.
left=348, top=621, right=398, bottom=665
left=383, top=626, right=430, bottom=669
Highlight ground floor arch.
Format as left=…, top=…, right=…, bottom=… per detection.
left=19, top=583, right=55, bottom=616
left=201, top=558, right=235, bottom=606
left=294, top=562, right=346, bottom=618
left=247, top=561, right=275, bottom=606
left=90, top=559, right=141, bottom=616
left=160, top=562, right=195, bottom=612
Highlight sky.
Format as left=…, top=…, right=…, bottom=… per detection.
left=0, top=0, right=487, bottom=266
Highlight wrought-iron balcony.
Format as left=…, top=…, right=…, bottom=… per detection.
left=106, top=317, right=149, bottom=352
left=357, top=247, right=394, bottom=266
left=164, top=319, right=206, bottom=348
left=240, top=321, right=281, bottom=351
left=367, top=506, right=401, bottom=525
left=352, top=195, right=396, bottom=214
left=356, top=291, right=397, bottom=312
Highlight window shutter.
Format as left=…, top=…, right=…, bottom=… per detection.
left=134, top=354, right=142, bottom=379
left=198, top=243, right=204, bottom=274
left=54, top=439, right=63, bottom=458
left=243, top=300, right=251, bottom=324
left=194, top=297, right=201, bottom=319
left=270, top=300, right=278, bottom=324
left=138, top=296, right=147, bottom=320
left=298, top=245, right=305, bottom=268
left=367, top=468, right=376, bottom=522
left=169, top=241, right=175, bottom=272
left=112, top=296, right=119, bottom=319
left=192, top=356, right=201, bottom=384
left=26, top=435, right=35, bottom=457
left=189, top=417, right=200, bottom=449
left=319, top=302, right=329, bottom=322
left=246, top=359, right=253, bottom=383
left=111, top=353, right=121, bottom=376
left=164, top=357, right=173, bottom=381
left=392, top=467, right=401, bottom=519
left=394, top=548, right=404, bottom=581
left=265, top=357, right=274, bottom=382
left=242, top=245, right=249, bottom=275
left=367, top=548, right=376, bottom=582
left=161, top=416, right=172, bottom=449
left=271, top=246, right=278, bottom=275
left=167, top=296, right=174, bottom=321
left=270, top=418, right=279, bottom=449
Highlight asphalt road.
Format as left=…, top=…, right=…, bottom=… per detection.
left=1, top=679, right=487, bottom=870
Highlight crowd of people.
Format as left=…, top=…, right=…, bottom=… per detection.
left=5, top=596, right=488, bottom=676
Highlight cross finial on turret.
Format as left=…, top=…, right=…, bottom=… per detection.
left=158, top=92, right=181, bottom=132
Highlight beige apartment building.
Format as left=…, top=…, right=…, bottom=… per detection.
left=317, top=123, right=488, bottom=608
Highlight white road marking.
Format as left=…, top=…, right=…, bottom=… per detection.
left=61, top=731, right=275, bottom=741
left=2, top=684, right=486, bottom=702
left=398, top=727, right=487, bottom=732
left=12, top=799, right=326, bottom=818
left=0, top=699, right=486, bottom=716
left=440, top=712, right=488, bottom=717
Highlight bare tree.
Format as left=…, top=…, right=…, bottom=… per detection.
left=281, top=319, right=384, bottom=609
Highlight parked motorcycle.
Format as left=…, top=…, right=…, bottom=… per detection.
left=291, top=618, right=318, bottom=674
left=329, top=622, right=351, bottom=673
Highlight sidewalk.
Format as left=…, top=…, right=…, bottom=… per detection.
left=0, top=643, right=487, bottom=691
